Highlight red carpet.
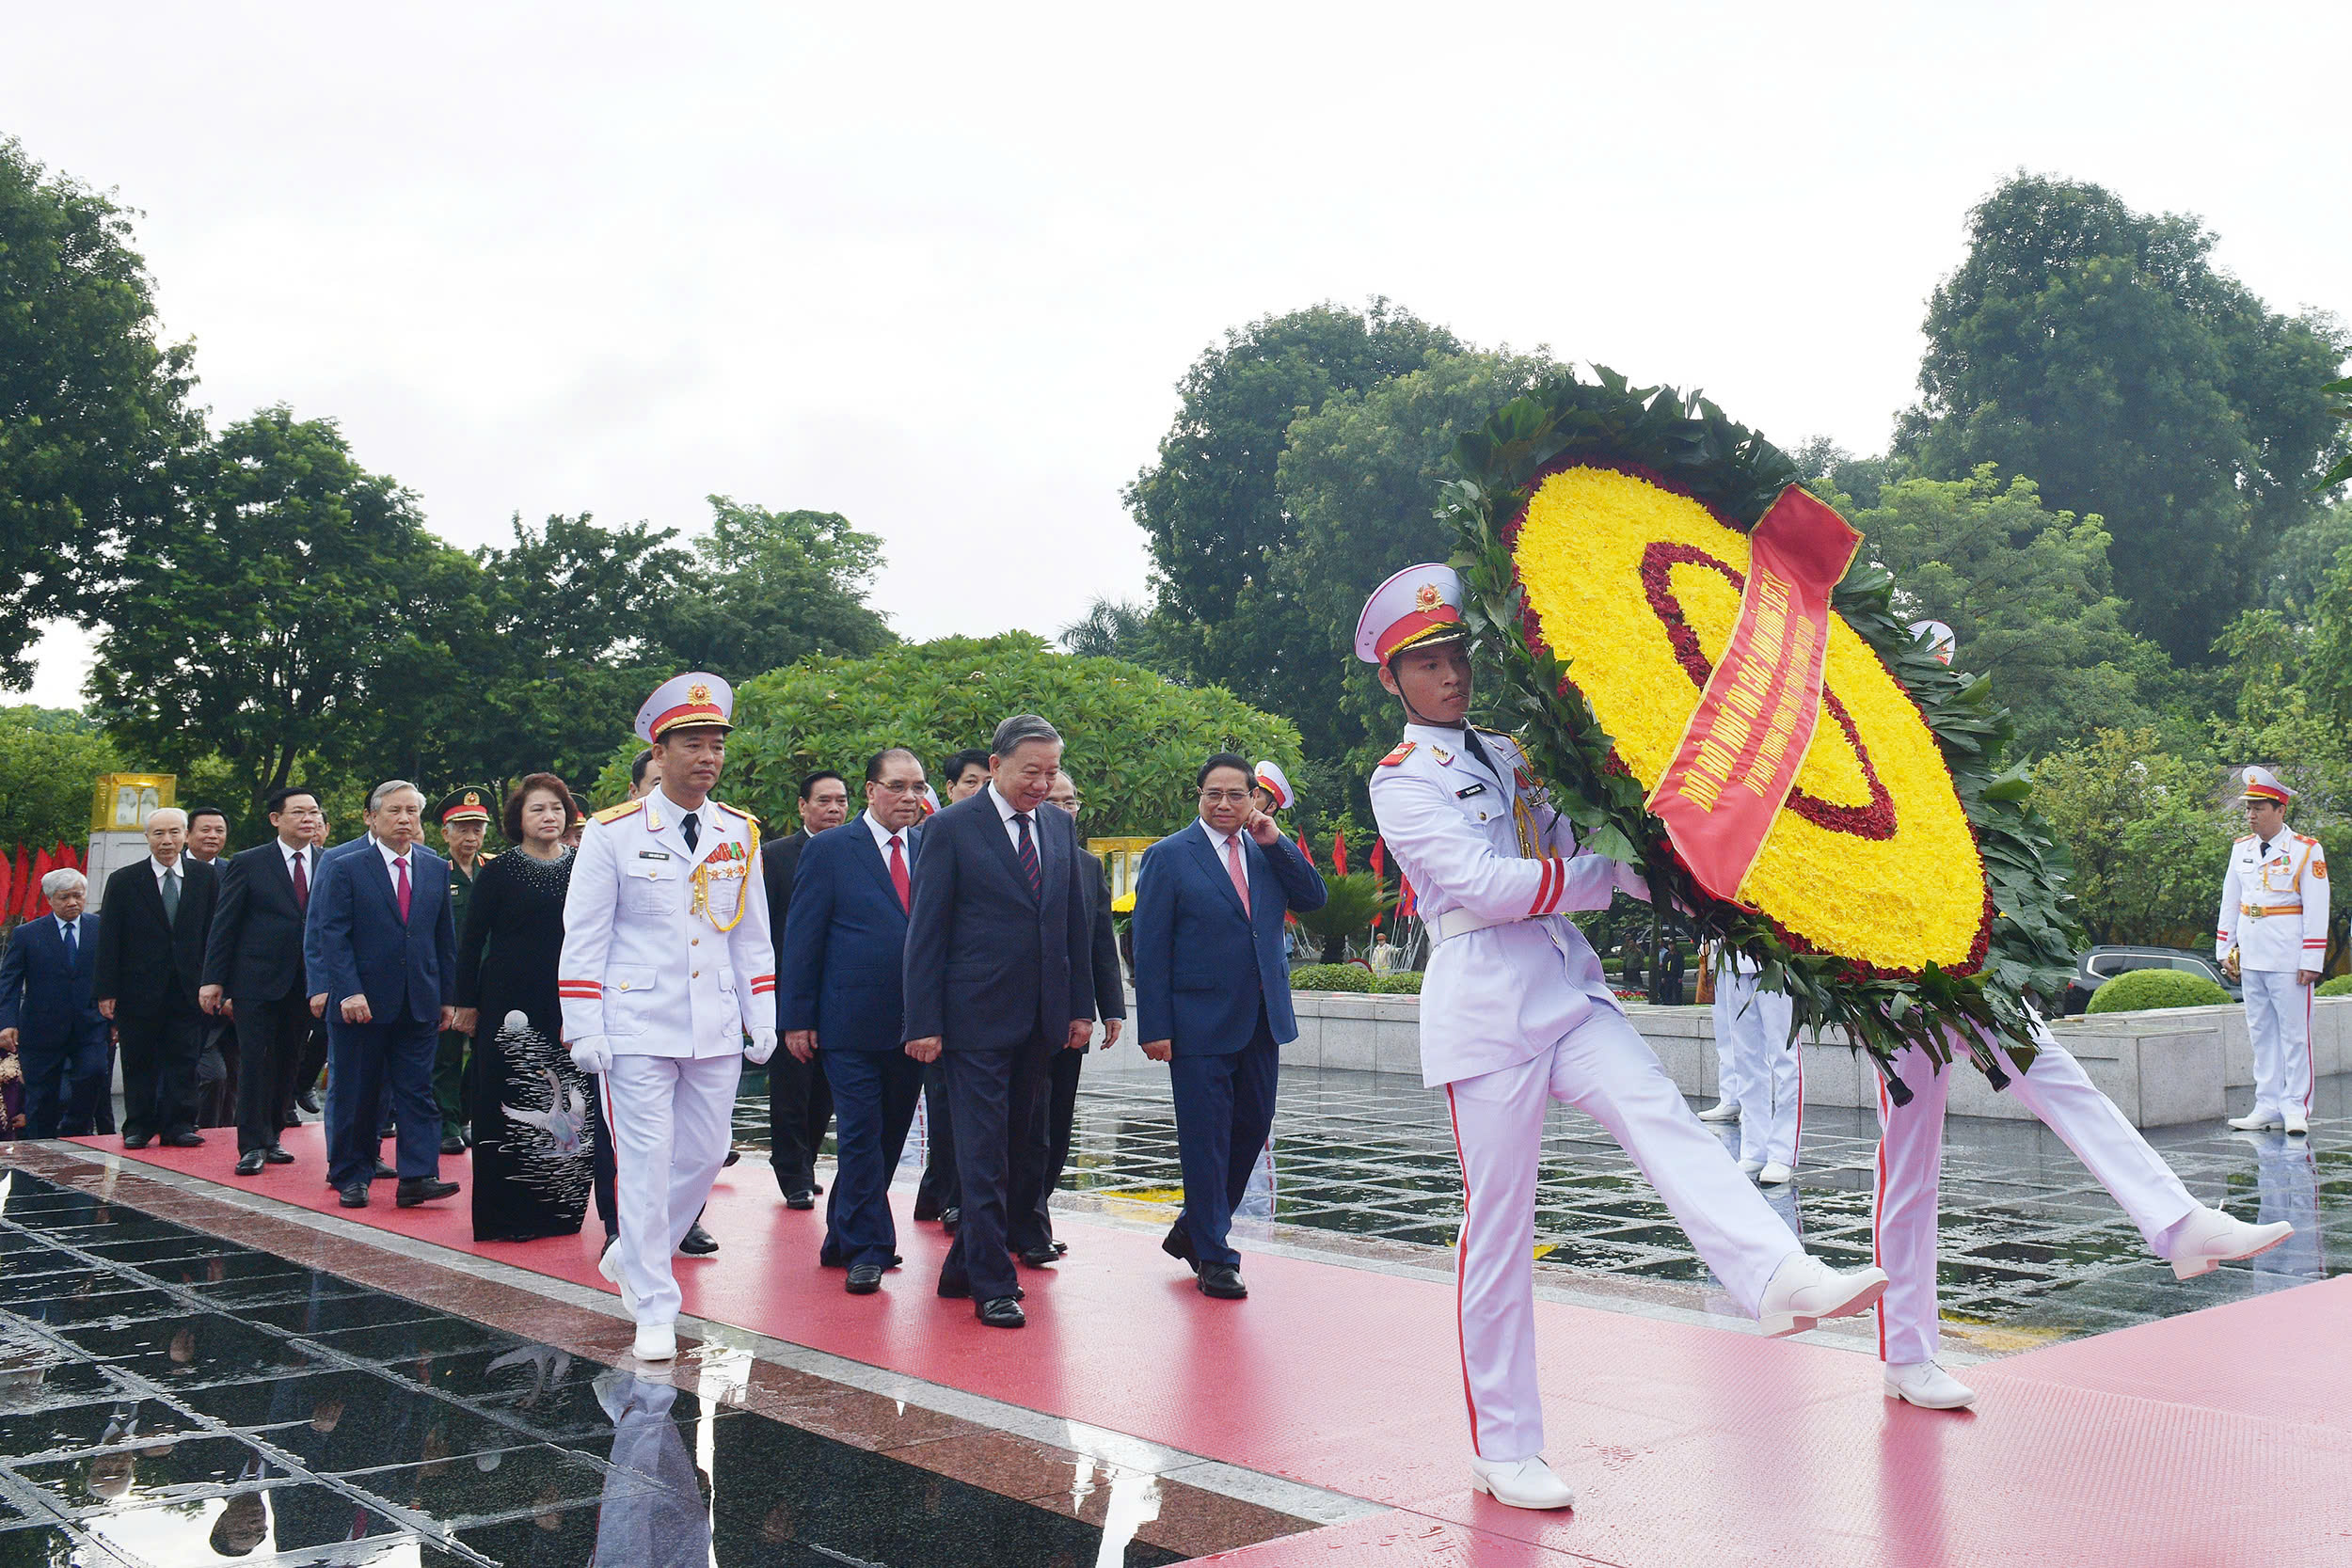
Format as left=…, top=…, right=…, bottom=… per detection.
left=78, top=1130, right=2352, bottom=1566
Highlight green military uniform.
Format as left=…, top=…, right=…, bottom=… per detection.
left=434, top=786, right=495, bottom=1145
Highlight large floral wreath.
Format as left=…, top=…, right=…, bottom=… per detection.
left=1442, top=371, right=2081, bottom=1090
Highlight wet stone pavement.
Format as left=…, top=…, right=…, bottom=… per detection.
left=731, top=1061, right=2349, bottom=1360
left=0, top=1168, right=1189, bottom=1568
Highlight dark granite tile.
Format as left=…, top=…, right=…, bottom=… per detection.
left=16, top=1433, right=276, bottom=1516
left=0, top=1397, right=203, bottom=1465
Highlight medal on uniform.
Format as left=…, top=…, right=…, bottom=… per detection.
left=689, top=831, right=758, bottom=932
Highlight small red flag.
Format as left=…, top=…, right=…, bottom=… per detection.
left=1295, top=832, right=1311, bottom=864
left=0, top=849, right=12, bottom=926
left=1367, top=838, right=1387, bottom=927
left=1398, top=874, right=1417, bottom=920
left=25, top=848, right=53, bottom=921
left=1331, top=830, right=1349, bottom=878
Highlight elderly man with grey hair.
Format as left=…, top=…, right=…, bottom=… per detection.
left=0, top=867, right=112, bottom=1139
left=302, top=781, right=461, bottom=1209
left=94, top=807, right=220, bottom=1147
left=900, top=714, right=1098, bottom=1327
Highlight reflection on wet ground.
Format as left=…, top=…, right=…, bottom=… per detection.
left=735, top=1063, right=2347, bottom=1354
left=0, top=1170, right=1184, bottom=1567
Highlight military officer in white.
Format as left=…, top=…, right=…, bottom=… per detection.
left=1713, top=948, right=1799, bottom=1182
left=2217, top=766, right=2329, bottom=1136
left=1358, top=563, right=1888, bottom=1513
left=560, top=673, right=778, bottom=1363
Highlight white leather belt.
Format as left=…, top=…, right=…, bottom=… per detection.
left=1435, top=909, right=1518, bottom=941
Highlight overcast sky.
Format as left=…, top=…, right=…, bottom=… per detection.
left=8, top=2, right=2347, bottom=707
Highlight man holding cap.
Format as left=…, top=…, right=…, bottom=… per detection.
left=2218, top=765, right=2329, bottom=1135
left=560, top=673, right=778, bottom=1362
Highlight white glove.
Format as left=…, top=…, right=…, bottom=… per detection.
left=568, top=1035, right=612, bottom=1075
left=745, top=1028, right=778, bottom=1066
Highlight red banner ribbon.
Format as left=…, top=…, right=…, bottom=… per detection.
left=1645, top=484, right=1862, bottom=903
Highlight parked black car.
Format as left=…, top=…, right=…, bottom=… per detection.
left=2060, top=945, right=2242, bottom=1016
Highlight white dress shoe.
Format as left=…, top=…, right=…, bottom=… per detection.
left=598, top=1239, right=639, bottom=1315
left=2167, top=1208, right=2293, bottom=1280
left=1696, top=1101, right=1740, bottom=1122
left=1756, top=1253, right=1888, bottom=1338
left=630, top=1322, right=677, bottom=1362
left=1884, top=1360, right=1977, bottom=1410
left=1757, top=1162, right=1793, bottom=1185
left=1468, top=1454, right=1576, bottom=1511
left=2283, top=1110, right=2309, bottom=1135
left=2226, top=1112, right=2281, bottom=1132
left=1738, top=1157, right=1767, bottom=1176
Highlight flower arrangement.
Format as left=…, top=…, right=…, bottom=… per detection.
left=1442, top=371, right=2081, bottom=1087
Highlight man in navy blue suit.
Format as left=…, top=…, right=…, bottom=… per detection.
left=780, top=747, right=930, bottom=1295
left=901, top=715, right=1098, bottom=1328
left=0, top=867, right=111, bottom=1139
left=1131, top=752, right=1327, bottom=1299
left=303, top=780, right=460, bottom=1211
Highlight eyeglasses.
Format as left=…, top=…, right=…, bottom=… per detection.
left=1199, top=789, right=1252, bottom=804
left=870, top=780, right=925, bottom=795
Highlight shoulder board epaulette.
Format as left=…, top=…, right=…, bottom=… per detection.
left=2298, top=833, right=2321, bottom=846
left=712, top=800, right=760, bottom=826
left=1470, top=724, right=1518, bottom=747
left=2235, top=833, right=2256, bottom=843
left=593, top=800, right=644, bottom=825
left=1377, top=742, right=1417, bottom=768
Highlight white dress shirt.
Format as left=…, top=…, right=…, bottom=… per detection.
left=148, top=855, right=184, bottom=889
left=1200, top=819, right=1251, bottom=893
left=987, top=783, right=1039, bottom=855
left=864, top=810, right=908, bottom=856
left=278, top=839, right=313, bottom=883
left=56, top=914, right=83, bottom=946
left=370, top=836, right=415, bottom=876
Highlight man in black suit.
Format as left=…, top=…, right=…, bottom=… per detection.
left=200, top=786, right=326, bottom=1176
left=764, top=769, right=849, bottom=1209
left=92, top=807, right=220, bottom=1148
left=912, top=746, right=992, bottom=1228
left=183, top=807, right=237, bottom=1129
left=901, top=715, right=1097, bottom=1328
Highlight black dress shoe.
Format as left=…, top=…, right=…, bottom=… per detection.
left=262, top=1146, right=294, bottom=1164
left=1163, top=1220, right=1200, bottom=1275
left=295, top=1090, right=321, bottom=1115
left=161, top=1131, right=205, bottom=1148
left=282, top=1110, right=303, bottom=1129
left=1198, top=1263, right=1248, bottom=1300
left=373, top=1162, right=397, bottom=1180
left=1016, top=1245, right=1059, bottom=1269
left=395, top=1177, right=459, bottom=1208
left=234, top=1149, right=266, bottom=1176
left=1052, top=1240, right=1068, bottom=1257
left=439, top=1133, right=466, bottom=1155
left=338, top=1182, right=371, bottom=1209
left=913, top=1200, right=941, bottom=1222
left=723, top=1149, right=740, bottom=1167
left=939, top=1207, right=960, bottom=1232
left=677, top=1224, right=718, bottom=1256
left=976, top=1296, right=1026, bottom=1328
left=845, top=1263, right=883, bottom=1294
left=122, top=1133, right=151, bottom=1150
left=785, top=1189, right=816, bottom=1211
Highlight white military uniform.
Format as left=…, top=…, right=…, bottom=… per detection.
left=2216, top=806, right=2329, bottom=1129
left=561, top=784, right=775, bottom=1327
left=1372, top=720, right=1805, bottom=1463
left=1712, top=951, right=1800, bottom=1171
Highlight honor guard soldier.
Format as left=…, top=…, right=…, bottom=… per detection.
left=1358, top=563, right=1888, bottom=1513
left=1249, top=760, right=1294, bottom=818
left=559, top=673, right=778, bottom=1362
left=2217, top=766, right=2329, bottom=1135
left=433, top=786, right=494, bottom=1153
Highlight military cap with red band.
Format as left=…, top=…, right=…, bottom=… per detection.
left=636, top=672, right=736, bottom=743
left=1355, top=562, right=1470, bottom=665
left=2239, top=765, right=2295, bottom=805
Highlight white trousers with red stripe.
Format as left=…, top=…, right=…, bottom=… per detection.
left=2242, top=969, right=2314, bottom=1123
left=1445, top=1007, right=1801, bottom=1462
left=602, top=1053, right=741, bottom=1327
left=1871, top=1036, right=2200, bottom=1367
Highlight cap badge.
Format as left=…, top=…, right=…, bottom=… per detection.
left=688, top=682, right=712, bottom=705
left=1415, top=582, right=1442, bottom=611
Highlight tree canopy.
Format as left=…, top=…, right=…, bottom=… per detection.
left=0, top=706, right=119, bottom=849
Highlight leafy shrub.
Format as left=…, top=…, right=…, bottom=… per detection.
left=2317, top=975, right=2352, bottom=998
left=1291, top=963, right=1374, bottom=992
left=1372, top=971, right=1423, bottom=994
left=2085, top=968, right=2233, bottom=1014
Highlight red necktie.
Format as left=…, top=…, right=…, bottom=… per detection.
left=393, top=856, right=411, bottom=923
left=1225, top=834, right=1250, bottom=916
left=888, top=834, right=911, bottom=912
left=291, top=850, right=310, bottom=910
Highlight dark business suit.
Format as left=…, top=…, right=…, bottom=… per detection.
left=0, top=912, right=110, bottom=1138
left=901, top=786, right=1095, bottom=1305
left=303, top=838, right=457, bottom=1188
left=1131, top=820, right=1325, bottom=1267
left=184, top=857, right=239, bottom=1130
left=763, top=829, right=835, bottom=1197
left=1021, top=848, right=1126, bottom=1244
left=92, top=857, right=219, bottom=1141
left=201, top=839, right=321, bottom=1154
left=781, top=817, right=925, bottom=1270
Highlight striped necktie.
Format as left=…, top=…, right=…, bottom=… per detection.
left=1013, top=813, right=1041, bottom=898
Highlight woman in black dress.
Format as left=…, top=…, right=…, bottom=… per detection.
left=454, top=774, right=594, bottom=1243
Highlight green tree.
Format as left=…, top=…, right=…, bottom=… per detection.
left=0, top=138, right=200, bottom=686
left=2032, top=729, right=2234, bottom=946
left=590, top=633, right=1303, bottom=840
left=1847, top=467, right=2171, bottom=756
left=1273, top=345, right=1554, bottom=813
left=1125, top=300, right=1461, bottom=713
left=652, top=499, right=895, bottom=676
left=87, top=408, right=459, bottom=816
left=1898, top=174, right=2346, bottom=663
left=0, top=706, right=120, bottom=848
left=1057, top=597, right=1162, bottom=668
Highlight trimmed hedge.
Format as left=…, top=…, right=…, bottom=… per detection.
left=2086, top=968, right=2232, bottom=1015
left=1290, top=964, right=1373, bottom=992
left=2318, top=975, right=2352, bottom=998
left=1373, top=972, right=1424, bottom=995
